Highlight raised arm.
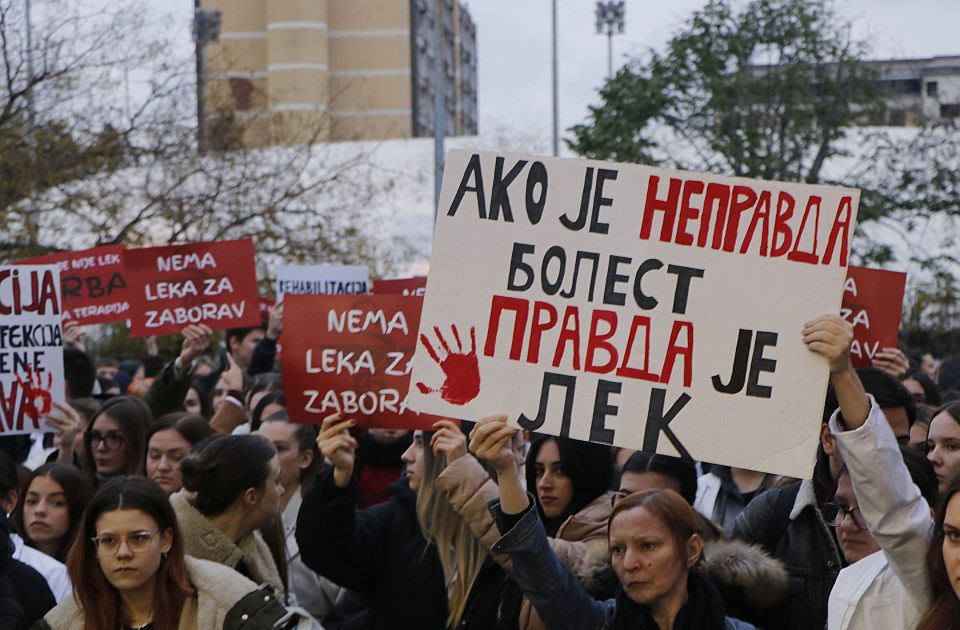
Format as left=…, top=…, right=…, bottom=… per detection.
left=805, top=314, right=934, bottom=609
left=470, top=416, right=613, bottom=630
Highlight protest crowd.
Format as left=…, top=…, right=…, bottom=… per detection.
left=1, top=154, right=958, bottom=630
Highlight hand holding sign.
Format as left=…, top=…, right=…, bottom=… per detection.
left=62, top=321, right=86, bottom=351
left=802, top=315, right=855, bottom=374
left=179, top=324, right=214, bottom=366
left=873, top=347, right=909, bottom=380
left=430, top=419, right=467, bottom=463
left=416, top=325, right=480, bottom=405
left=316, top=412, right=357, bottom=488
left=468, top=414, right=518, bottom=474
left=266, top=301, right=284, bottom=340
left=44, top=401, right=83, bottom=448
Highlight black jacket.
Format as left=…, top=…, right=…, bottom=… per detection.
left=1, top=511, right=55, bottom=629
left=297, top=470, right=447, bottom=630
left=732, top=480, right=842, bottom=630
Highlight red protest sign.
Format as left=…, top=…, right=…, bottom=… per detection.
left=259, top=295, right=276, bottom=319
left=373, top=277, right=427, bottom=296
left=842, top=266, right=907, bottom=368
left=124, top=239, right=261, bottom=337
left=19, top=245, right=129, bottom=325
left=282, top=294, right=443, bottom=429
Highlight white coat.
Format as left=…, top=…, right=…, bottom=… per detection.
left=827, top=397, right=934, bottom=630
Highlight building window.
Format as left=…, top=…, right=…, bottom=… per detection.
left=888, top=109, right=906, bottom=126
left=941, top=103, right=960, bottom=118
left=927, top=81, right=939, bottom=97
left=229, top=78, right=254, bottom=110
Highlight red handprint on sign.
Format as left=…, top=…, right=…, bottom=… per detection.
left=16, top=365, right=53, bottom=421
left=416, top=325, right=480, bottom=405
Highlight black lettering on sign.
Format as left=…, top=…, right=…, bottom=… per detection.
left=518, top=371, right=576, bottom=436
left=712, top=329, right=778, bottom=398
left=642, top=388, right=693, bottom=459
left=589, top=379, right=620, bottom=444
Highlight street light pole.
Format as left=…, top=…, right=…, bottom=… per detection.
left=433, top=0, right=445, bottom=218
left=595, top=1, right=625, bottom=80
left=193, top=3, right=222, bottom=153
left=551, top=0, right=558, bottom=157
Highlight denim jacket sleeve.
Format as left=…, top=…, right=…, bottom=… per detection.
left=490, top=498, right=614, bottom=630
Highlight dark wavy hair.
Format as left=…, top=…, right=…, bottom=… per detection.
left=67, top=476, right=192, bottom=630
left=917, top=477, right=960, bottom=630
left=13, top=463, right=91, bottom=562
left=526, top=435, right=613, bottom=528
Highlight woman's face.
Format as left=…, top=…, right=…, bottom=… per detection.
left=184, top=388, right=203, bottom=416
left=401, top=432, right=425, bottom=492
left=941, top=493, right=960, bottom=601
left=927, top=412, right=960, bottom=492
left=256, top=422, right=307, bottom=493
left=90, top=414, right=129, bottom=476
left=902, top=378, right=926, bottom=404
left=94, top=509, right=172, bottom=595
left=251, top=456, right=283, bottom=531
left=534, top=440, right=574, bottom=519
left=609, top=506, right=697, bottom=608
left=146, top=429, right=191, bottom=495
left=23, top=475, right=71, bottom=548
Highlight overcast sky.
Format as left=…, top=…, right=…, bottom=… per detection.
left=147, top=0, right=960, bottom=144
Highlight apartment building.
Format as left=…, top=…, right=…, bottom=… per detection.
left=200, top=0, right=478, bottom=146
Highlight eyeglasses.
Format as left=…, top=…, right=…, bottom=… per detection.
left=89, top=430, right=125, bottom=450
left=822, top=502, right=868, bottom=532
left=91, top=530, right=159, bottom=555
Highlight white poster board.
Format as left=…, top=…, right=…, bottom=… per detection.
left=0, top=265, right=65, bottom=434
left=407, top=150, right=859, bottom=478
left=276, top=265, right=370, bottom=297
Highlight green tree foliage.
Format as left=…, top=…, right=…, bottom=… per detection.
left=570, top=0, right=884, bottom=183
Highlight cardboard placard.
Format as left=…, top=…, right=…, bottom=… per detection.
left=0, top=265, right=65, bottom=434
left=124, top=239, right=261, bottom=337
left=282, top=294, right=441, bottom=429
left=373, top=277, right=428, bottom=296
left=20, top=245, right=130, bottom=325
left=408, top=150, right=860, bottom=478
left=842, top=266, right=907, bottom=368
left=276, top=264, right=370, bottom=296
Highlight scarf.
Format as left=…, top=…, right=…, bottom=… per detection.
left=609, top=570, right=728, bottom=630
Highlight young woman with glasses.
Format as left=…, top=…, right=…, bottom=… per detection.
left=34, top=475, right=312, bottom=630
left=82, top=396, right=153, bottom=488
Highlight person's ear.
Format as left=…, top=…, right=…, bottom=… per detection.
left=820, top=424, right=837, bottom=456
left=0, top=490, right=18, bottom=515
left=686, top=533, right=703, bottom=568
left=299, top=448, right=314, bottom=472
left=243, top=487, right=259, bottom=508
left=161, top=528, right=174, bottom=554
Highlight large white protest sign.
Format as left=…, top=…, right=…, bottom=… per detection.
left=0, top=265, right=65, bottom=434
left=276, top=265, right=370, bottom=297
left=407, top=150, right=859, bottom=478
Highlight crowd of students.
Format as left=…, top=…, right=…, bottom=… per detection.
left=2, top=305, right=960, bottom=629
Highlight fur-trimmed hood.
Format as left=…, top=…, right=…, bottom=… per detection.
left=575, top=536, right=789, bottom=616
left=170, top=490, right=284, bottom=595
left=701, top=538, right=790, bottom=615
